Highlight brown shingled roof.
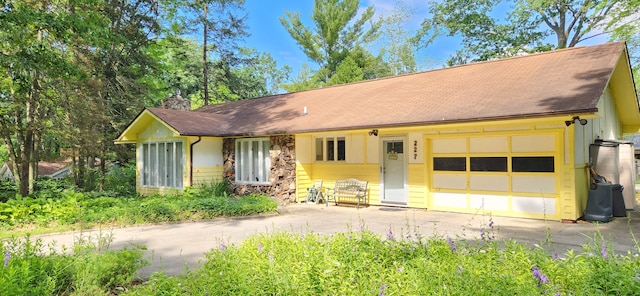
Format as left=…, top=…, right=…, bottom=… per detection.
left=5, top=161, right=70, bottom=176
left=146, top=107, right=230, bottom=136
left=191, top=42, right=627, bottom=136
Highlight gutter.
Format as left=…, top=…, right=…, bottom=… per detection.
left=189, top=136, right=202, bottom=187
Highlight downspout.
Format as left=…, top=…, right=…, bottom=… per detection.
left=189, top=136, right=202, bottom=187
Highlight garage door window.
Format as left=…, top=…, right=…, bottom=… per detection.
left=433, top=157, right=466, bottom=171
left=470, top=157, right=507, bottom=172
left=512, top=156, right=554, bottom=172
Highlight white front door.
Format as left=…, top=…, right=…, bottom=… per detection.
left=381, top=138, right=407, bottom=204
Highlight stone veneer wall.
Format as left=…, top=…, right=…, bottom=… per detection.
left=223, top=135, right=296, bottom=203
left=161, top=94, right=191, bottom=111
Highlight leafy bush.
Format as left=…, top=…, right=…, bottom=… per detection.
left=137, top=198, right=181, bottom=223
left=127, top=228, right=640, bottom=295
left=0, top=234, right=146, bottom=295
left=103, top=162, right=137, bottom=197
left=0, top=183, right=277, bottom=236
left=183, top=194, right=278, bottom=219
left=0, top=180, right=17, bottom=203
left=33, top=177, right=74, bottom=197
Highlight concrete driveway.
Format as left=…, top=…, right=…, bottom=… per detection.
left=36, top=204, right=640, bottom=279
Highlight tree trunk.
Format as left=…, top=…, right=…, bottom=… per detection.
left=29, top=130, right=41, bottom=194
left=76, top=152, right=85, bottom=189
left=99, top=147, right=106, bottom=191
left=18, top=132, right=31, bottom=197
left=203, top=4, right=209, bottom=106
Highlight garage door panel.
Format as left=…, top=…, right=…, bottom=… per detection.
left=470, top=137, right=508, bottom=153
left=470, top=194, right=509, bottom=211
left=512, top=135, right=555, bottom=152
left=433, top=192, right=467, bottom=208
left=469, top=175, right=508, bottom=191
left=433, top=138, right=466, bottom=153
left=512, top=196, right=556, bottom=214
left=512, top=176, right=555, bottom=193
left=433, top=174, right=466, bottom=189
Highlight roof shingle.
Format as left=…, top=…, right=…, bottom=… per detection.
left=149, top=42, right=632, bottom=137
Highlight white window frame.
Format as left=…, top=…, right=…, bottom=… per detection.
left=235, top=138, right=271, bottom=184
left=140, top=141, right=184, bottom=189
left=314, top=136, right=346, bottom=162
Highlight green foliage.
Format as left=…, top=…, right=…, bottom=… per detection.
left=0, top=180, right=278, bottom=236
left=377, top=0, right=418, bottom=75
left=327, top=56, right=364, bottom=86
left=0, top=235, right=146, bottom=295
left=280, top=0, right=383, bottom=85
left=103, top=163, right=137, bottom=197
left=414, top=0, right=624, bottom=64
left=282, top=64, right=324, bottom=93
left=0, top=180, right=17, bottom=203
left=607, top=0, right=640, bottom=90
left=127, top=227, right=640, bottom=295
left=0, top=144, right=7, bottom=163
left=0, top=0, right=106, bottom=196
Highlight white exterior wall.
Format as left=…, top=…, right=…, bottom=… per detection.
left=295, top=136, right=312, bottom=164
left=574, top=88, right=623, bottom=165
left=193, top=138, right=223, bottom=166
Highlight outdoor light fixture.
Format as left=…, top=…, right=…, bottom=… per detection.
left=368, top=129, right=378, bottom=136
left=565, top=116, right=588, bottom=127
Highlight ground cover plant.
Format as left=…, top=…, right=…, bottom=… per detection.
left=1, top=234, right=146, bottom=295
left=126, top=223, right=640, bottom=295
left=0, top=180, right=279, bottom=238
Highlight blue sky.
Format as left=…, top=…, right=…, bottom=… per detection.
left=241, top=0, right=611, bottom=75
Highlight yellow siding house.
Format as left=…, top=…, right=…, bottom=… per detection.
left=116, top=42, right=640, bottom=221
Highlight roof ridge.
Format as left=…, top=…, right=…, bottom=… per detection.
left=193, top=42, right=624, bottom=112
left=422, top=41, right=624, bottom=73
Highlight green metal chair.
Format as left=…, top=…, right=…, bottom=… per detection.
left=305, top=180, right=324, bottom=204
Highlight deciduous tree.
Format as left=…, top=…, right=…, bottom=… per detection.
left=415, top=0, right=625, bottom=64
left=0, top=0, right=103, bottom=195
left=377, top=0, right=418, bottom=75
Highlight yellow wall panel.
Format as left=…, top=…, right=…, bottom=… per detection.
left=295, top=163, right=379, bottom=204
left=192, top=165, right=224, bottom=188
left=408, top=164, right=427, bottom=207
left=295, top=164, right=313, bottom=202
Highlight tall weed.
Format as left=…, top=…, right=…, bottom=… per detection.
left=127, top=227, right=640, bottom=295
left=0, top=234, right=146, bottom=295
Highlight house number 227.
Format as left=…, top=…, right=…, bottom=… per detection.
left=413, top=140, right=418, bottom=159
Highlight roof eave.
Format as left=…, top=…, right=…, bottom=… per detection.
left=212, top=109, right=599, bottom=137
